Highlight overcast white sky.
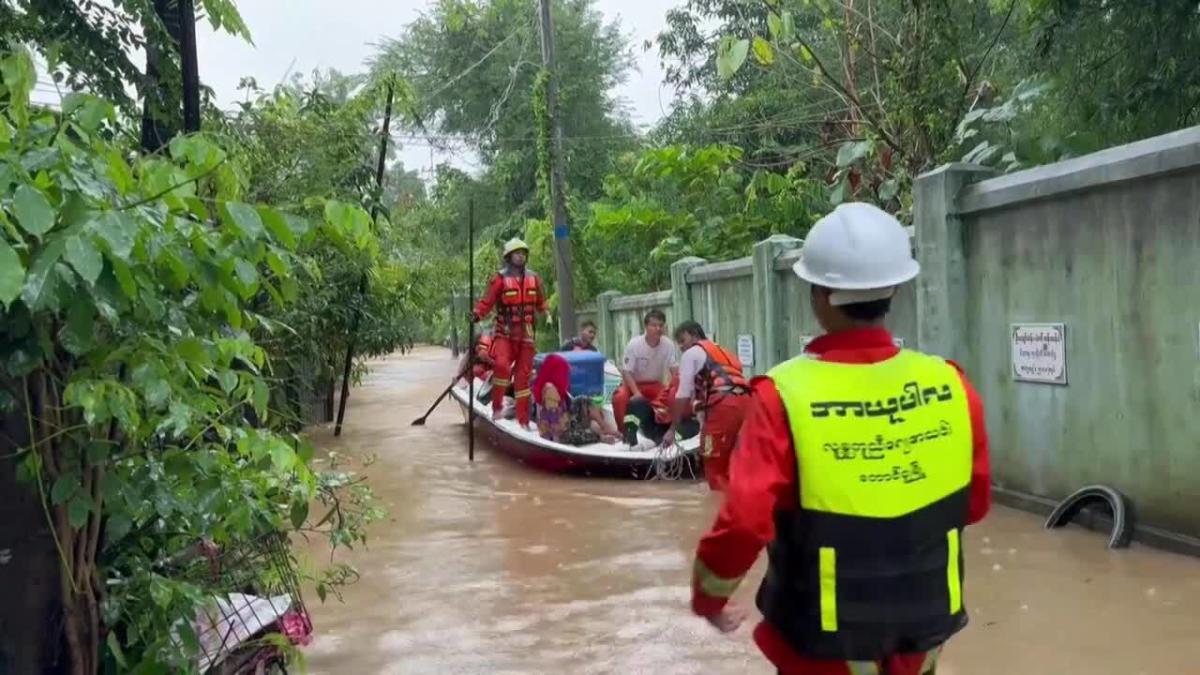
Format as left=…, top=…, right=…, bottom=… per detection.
left=194, top=0, right=681, bottom=179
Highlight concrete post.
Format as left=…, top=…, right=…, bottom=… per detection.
left=595, top=290, right=621, bottom=359
left=669, top=257, right=707, bottom=326
left=912, top=163, right=993, bottom=360
left=753, top=235, right=803, bottom=370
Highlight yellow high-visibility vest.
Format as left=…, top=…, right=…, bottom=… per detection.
left=757, top=349, right=974, bottom=661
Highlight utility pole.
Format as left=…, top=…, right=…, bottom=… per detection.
left=178, top=0, right=201, bottom=134
left=536, top=0, right=577, bottom=342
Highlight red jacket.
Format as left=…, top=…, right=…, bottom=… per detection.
left=691, top=327, right=991, bottom=675
left=473, top=266, right=546, bottom=338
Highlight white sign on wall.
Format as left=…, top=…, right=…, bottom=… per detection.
left=737, top=334, right=755, bottom=367
left=1011, top=323, right=1068, bottom=385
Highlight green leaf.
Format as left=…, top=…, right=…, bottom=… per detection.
left=12, top=185, right=55, bottom=237
left=216, top=369, right=238, bottom=394
left=21, top=239, right=64, bottom=310
left=0, top=239, right=25, bottom=309
left=107, top=632, right=128, bottom=668
left=60, top=299, right=96, bottom=355
left=149, top=577, right=171, bottom=608
left=836, top=140, right=873, bottom=168
left=68, top=495, right=91, bottom=529
left=781, top=11, right=796, bottom=40
left=252, top=379, right=269, bottom=419
left=830, top=176, right=849, bottom=205
left=92, top=211, right=138, bottom=262
left=767, top=13, right=783, bottom=38
left=64, top=235, right=103, bottom=286
left=51, top=474, right=79, bottom=505
left=145, top=377, right=171, bottom=409
left=270, top=442, right=294, bottom=470
left=717, top=38, right=750, bottom=80
left=259, top=207, right=296, bottom=247
left=290, top=499, right=309, bottom=529
left=106, top=513, right=132, bottom=542
left=798, top=44, right=814, bottom=65
left=234, top=258, right=259, bottom=290
left=752, top=36, right=775, bottom=66
left=223, top=202, right=264, bottom=240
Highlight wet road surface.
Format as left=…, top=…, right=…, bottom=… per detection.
left=303, top=348, right=1200, bottom=674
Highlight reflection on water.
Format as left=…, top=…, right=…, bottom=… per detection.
left=304, top=348, right=1200, bottom=675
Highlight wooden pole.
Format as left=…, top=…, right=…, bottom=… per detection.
left=467, top=199, right=476, bottom=462
left=536, top=0, right=577, bottom=343
left=334, top=81, right=395, bottom=436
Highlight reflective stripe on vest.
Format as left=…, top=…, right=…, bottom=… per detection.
left=496, top=267, right=541, bottom=330
left=696, top=340, right=748, bottom=408
left=765, top=350, right=972, bottom=650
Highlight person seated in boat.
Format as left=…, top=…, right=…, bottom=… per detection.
left=623, top=372, right=699, bottom=446
left=457, top=328, right=498, bottom=404
left=559, top=320, right=599, bottom=352
left=612, top=309, right=678, bottom=430
left=533, top=353, right=621, bottom=445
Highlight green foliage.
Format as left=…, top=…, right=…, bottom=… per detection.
left=584, top=144, right=826, bottom=291
left=0, top=48, right=384, bottom=672
left=372, top=0, right=637, bottom=239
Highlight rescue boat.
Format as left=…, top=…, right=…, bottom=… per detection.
left=449, top=361, right=702, bottom=479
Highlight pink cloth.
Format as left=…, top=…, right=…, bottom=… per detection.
left=280, top=610, right=313, bottom=646
left=533, top=353, right=571, bottom=405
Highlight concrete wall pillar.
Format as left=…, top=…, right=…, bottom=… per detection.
left=669, top=257, right=707, bottom=326
left=753, top=235, right=803, bottom=370
left=595, top=290, right=621, bottom=359
left=912, top=163, right=993, bottom=361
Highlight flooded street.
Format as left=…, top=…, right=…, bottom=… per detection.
left=304, top=348, right=1200, bottom=674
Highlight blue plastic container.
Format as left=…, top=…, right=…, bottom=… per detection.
left=533, top=350, right=607, bottom=397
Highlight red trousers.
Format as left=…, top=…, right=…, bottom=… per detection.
left=700, top=394, right=749, bottom=491
left=491, top=334, right=536, bottom=426
left=612, top=381, right=666, bottom=427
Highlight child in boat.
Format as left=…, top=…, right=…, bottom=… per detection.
left=533, top=354, right=620, bottom=445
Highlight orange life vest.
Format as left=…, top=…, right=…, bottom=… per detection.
left=496, top=266, right=542, bottom=333
left=695, top=340, right=749, bottom=409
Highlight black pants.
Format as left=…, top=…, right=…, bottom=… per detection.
left=625, top=399, right=699, bottom=444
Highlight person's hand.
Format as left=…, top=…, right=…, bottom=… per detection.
left=661, top=428, right=676, bottom=448
left=704, top=602, right=747, bottom=633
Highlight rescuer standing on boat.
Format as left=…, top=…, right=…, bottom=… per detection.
left=473, top=238, right=546, bottom=428
left=662, top=321, right=750, bottom=492
left=690, top=203, right=991, bottom=675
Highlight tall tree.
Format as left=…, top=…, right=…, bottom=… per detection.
left=372, top=0, right=637, bottom=227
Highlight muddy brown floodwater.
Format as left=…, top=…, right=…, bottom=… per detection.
left=303, top=348, right=1200, bottom=674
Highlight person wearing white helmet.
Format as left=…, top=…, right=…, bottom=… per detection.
left=689, top=203, right=992, bottom=675
left=472, top=237, right=546, bottom=427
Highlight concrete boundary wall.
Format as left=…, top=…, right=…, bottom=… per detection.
left=580, top=124, right=1200, bottom=546
left=914, top=125, right=1200, bottom=548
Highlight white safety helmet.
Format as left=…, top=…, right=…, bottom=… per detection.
left=792, top=202, right=918, bottom=306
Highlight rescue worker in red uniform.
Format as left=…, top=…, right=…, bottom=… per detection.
left=472, top=238, right=546, bottom=427
left=457, top=330, right=495, bottom=384
left=691, top=203, right=991, bottom=675
left=663, top=321, right=750, bottom=492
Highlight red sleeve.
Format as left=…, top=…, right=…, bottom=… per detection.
left=948, top=360, right=991, bottom=525
left=692, top=377, right=796, bottom=616
left=473, top=275, right=502, bottom=320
